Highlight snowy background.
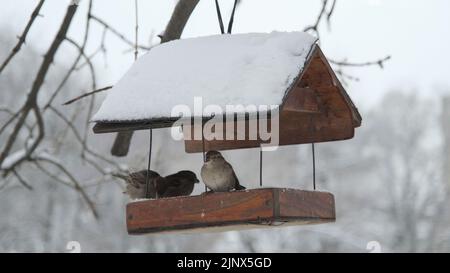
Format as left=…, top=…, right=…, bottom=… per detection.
left=0, top=0, right=449, bottom=252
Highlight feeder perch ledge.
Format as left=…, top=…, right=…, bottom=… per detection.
left=126, top=188, right=335, bottom=234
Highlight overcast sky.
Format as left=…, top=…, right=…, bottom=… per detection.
left=2, top=0, right=450, bottom=109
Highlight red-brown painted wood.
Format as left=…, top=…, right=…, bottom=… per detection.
left=126, top=188, right=335, bottom=234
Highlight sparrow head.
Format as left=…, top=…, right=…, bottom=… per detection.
left=175, top=170, right=200, bottom=184
left=205, top=150, right=223, bottom=162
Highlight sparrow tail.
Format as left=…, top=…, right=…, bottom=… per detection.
left=112, top=173, right=129, bottom=181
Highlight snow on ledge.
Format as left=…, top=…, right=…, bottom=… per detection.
left=92, top=32, right=317, bottom=122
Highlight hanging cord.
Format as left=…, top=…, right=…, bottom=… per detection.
left=201, top=118, right=207, bottom=192
left=134, top=0, right=139, bottom=61
left=259, top=148, right=263, bottom=187
left=214, top=0, right=225, bottom=34
left=312, top=143, right=316, bottom=190
left=145, top=129, right=154, bottom=198
left=135, top=0, right=155, bottom=199
left=309, top=115, right=317, bottom=190
left=202, top=119, right=206, bottom=162
left=227, top=0, right=238, bottom=34
left=215, top=0, right=239, bottom=34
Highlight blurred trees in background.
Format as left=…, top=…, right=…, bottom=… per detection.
left=0, top=0, right=449, bottom=252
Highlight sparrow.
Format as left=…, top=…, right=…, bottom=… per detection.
left=114, top=170, right=199, bottom=199
left=201, top=150, right=246, bottom=192
left=158, top=170, right=200, bottom=198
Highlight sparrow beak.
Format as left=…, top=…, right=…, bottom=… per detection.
left=196, top=178, right=200, bottom=183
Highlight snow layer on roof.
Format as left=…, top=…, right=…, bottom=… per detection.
left=92, top=31, right=317, bottom=122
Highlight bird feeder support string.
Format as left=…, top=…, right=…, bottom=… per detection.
left=134, top=0, right=155, bottom=199
left=227, top=0, right=238, bottom=34
left=214, top=0, right=239, bottom=34
left=312, top=142, right=316, bottom=190
left=201, top=118, right=207, bottom=192
left=214, top=0, right=225, bottom=34
left=145, top=129, right=154, bottom=198
left=259, top=147, right=263, bottom=187
left=309, top=115, right=317, bottom=191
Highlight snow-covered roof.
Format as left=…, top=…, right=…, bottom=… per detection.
left=92, top=32, right=317, bottom=122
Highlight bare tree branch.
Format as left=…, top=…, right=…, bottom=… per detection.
left=304, top=0, right=331, bottom=37
left=330, top=55, right=392, bottom=69
left=0, top=0, right=45, bottom=74
left=1, top=106, right=44, bottom=177
left=0, top=107, right=21, bottom=136
left=302, top=0, right=391, bottom=83
left=33, top=156, right=99, bottom=219
left=47, top=105, right=121, bottom=168
left=0, top=3, right=78, bottom=169
left=12, top=169, right=33, bottom=191
left=90, top=14, right=150, bottom=50
left=62, top=86, right=113, bottom=106
left=160, top=0, right=200, bottom=43
left=44, top=0, right=93, bottom=110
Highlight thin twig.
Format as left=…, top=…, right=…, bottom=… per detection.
left=134, top=0, right=139, bottom=61
left=65, top=37, right=97, bottom=90
left=0, top=0, right=45, bottom=74
left=327, top=0, right=337, bottom=23
left=12, top=169, right=33, bottom=191
left=330, top=55, right=392, bottom=69
left=47, top=105, right=121, bottom=168
left=62, top=86, right=113, bottom=106
left=0, top=107, right=22, bottom=136
left=34, top=156, right=99, bottom=219
left=304, top=0, right=329, bottom=36
left=90, top=14, right=150, bottom=50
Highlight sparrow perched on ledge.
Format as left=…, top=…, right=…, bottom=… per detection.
left=159, top=170, right=200, bottom=198
left=201, top=150, right=246, bottom=192
left=114, top=170, right=199, bottom=199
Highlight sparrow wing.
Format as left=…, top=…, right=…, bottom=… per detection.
left=233, top=171, right=246, bottom=190
left=225, top=161, right=245, bottom=190
left=129, top=170, right=160, bottom=186
left=141, top=170, right=160, bottom=182
left=160, top=185, right=183, bottom=198
left=137, top=170, right=162, bottom=198
left=155, top=176, right=168, bottom=196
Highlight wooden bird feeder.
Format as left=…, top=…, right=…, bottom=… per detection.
left=91, top=32, right=361, bottom=234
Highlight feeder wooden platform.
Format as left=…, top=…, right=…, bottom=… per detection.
left=126, top=188, right=335, bottom=234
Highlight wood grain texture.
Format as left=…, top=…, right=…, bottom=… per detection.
left=278, top=189, right=335, bottom=219
left=182, top=46, right=358, bottom=152
left=126, top=188, right=335, bottom=234
left=282, top=87, right=320, bottom=113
